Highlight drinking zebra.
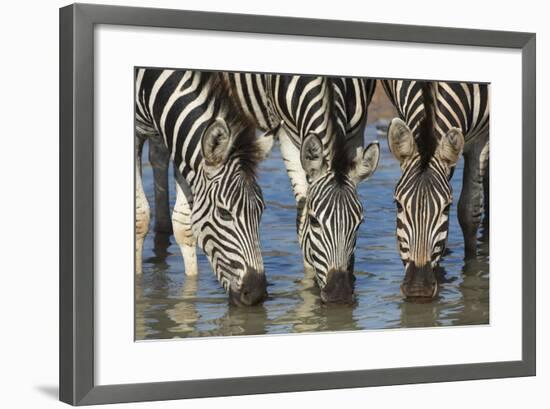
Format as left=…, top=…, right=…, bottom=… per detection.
left=135, top=69, right=275, bottom=306
left=223, top=73, right=380, bottom=303
left=382, top=80, right=489, bottom=298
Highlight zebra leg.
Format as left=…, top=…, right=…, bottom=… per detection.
left=172, top=169, right=198, bottom=276
left=278, top=131, right=314, bottom=274
left=135, top=135, right=150, bottom=275
left=458, top=141, right=488, bottom=259
left=148, top=133, right=172, bottom=234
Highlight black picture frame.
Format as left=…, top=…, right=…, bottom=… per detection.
left=59, top=3, right=536, bottom=406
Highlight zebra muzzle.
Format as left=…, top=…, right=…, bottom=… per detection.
left=229, top=269, right=268, bottom=306
left=400, top=264, right=438, bottom=299
left=320, top=270, right=355, bottom=304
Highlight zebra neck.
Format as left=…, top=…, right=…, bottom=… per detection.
left=176, top=161, right=199, bottom=194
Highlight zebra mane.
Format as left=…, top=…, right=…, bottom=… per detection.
left=416, top=82, right=439, bottom=169
left=208, top=73, right=264, bottom=179
left=327, top=78, right=354, bottom=185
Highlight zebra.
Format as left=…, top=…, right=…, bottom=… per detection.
left=382, top=80, right=489, bottom=298
left=221, top=73, right=380, bottom=303
left=135, top=68, right=275, bottom=306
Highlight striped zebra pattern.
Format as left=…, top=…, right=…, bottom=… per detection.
left=135, top=69, right=274, bottom=306
left=224, top=73, right=379, bottom=303
left=382, top=80, right=489, bottom=298
left=382, top=80, right=489, bottom=146
left=224, top=74, right=375, bottom=149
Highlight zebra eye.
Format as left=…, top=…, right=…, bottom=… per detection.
left=443, top=203, right=451, bottom=214
left=217, top=207, right=233, bottom=221
left=395, top=200, right=403, bottom=212
left=309, top=214, right=320, bottom=228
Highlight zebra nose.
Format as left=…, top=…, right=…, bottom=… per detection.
left=230, top=269, right=267, bottom=306
left=401, top=265, right=438, bottom=299
left=320, top=270, right=355, bottom=304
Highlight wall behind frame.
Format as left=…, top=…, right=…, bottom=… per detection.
left=0, top=0, right=546, bottom=408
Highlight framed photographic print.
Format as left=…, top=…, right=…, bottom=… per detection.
left=59, top=3, right=536, bottom=406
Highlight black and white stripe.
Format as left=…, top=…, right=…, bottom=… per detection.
left=226, top=73, right=379, bottom=302
left=383, top=80, right=489, bottom=298
left=382, top=80, right=489, bottom=146
left=135, top=69, right=274, bottom=306
left=226, top=75, right=374, bottom=144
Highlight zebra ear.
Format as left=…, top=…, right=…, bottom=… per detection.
left=301, top=133, right=327, bottom=183
left=387, top=118, right=416, bottom=164
left=201, top=118, right=235, bottom=167
left=437, top=127, right=464, bottom=168
left=349, top=141, right=380, bottom=185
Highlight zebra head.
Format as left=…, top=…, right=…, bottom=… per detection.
left=299, top=133, right=380, bottom=304
left=388, top=116, right=464, bottom=299
left=192, top=117, right=274, bottom=306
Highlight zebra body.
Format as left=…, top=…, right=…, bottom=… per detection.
left=222, top=73, right=379, bottom=302
left=135, top=69, right=274, bottom=305
left=382, top=80, right=489, bottom=147
left=225, top=74, right=375, bottom=150
left=382, top=80, right=489, bottom=298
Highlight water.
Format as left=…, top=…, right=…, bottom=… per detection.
left=136, top=124, right=489, bottom=340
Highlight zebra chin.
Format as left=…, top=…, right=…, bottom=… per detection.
left=320, top=270, right=356, bottom=304
left=400, top=264, right=439, bottom=299
left=228, top=268, right=268, bottom=307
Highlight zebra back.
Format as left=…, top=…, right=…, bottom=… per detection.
left=225, top=73, right=375, bottom=152
left=136, top=69, right=260, bottom=181
left=381, top=79, right=489, bottom=146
